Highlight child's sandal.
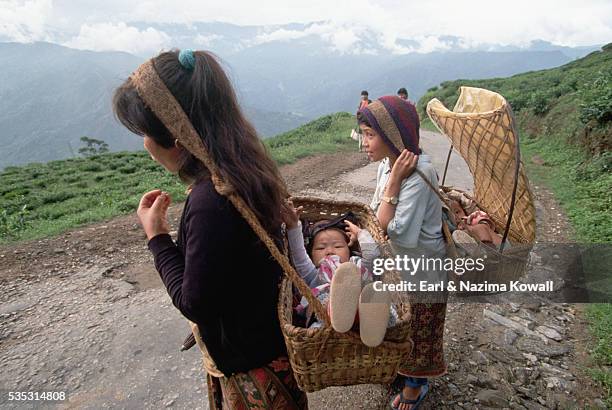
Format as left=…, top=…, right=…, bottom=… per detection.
left=390, top=378, right=429, bottom=410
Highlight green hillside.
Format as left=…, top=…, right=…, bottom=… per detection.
left=419, top=44, right=612, bottom=403
left=0, top=112, right=356, bottom=244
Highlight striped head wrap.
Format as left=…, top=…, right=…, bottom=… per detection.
left=358, top=95, right=420, bottom=156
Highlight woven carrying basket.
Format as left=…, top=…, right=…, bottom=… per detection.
left=426, top=86, right=536, bottom=286
left=279, top=196, right=413, bottom=392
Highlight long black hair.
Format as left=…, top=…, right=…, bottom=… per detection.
left=113, top=50, right=288, bottom=240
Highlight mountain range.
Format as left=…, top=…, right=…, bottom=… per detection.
left=0, top=21, right=602, bottom=169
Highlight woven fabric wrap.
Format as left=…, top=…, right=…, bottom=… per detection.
left=366, top=101, right=405, bottom=155
left=426, top=86, right=536, bottom=244
left=130, top=60, right=414, bottom=390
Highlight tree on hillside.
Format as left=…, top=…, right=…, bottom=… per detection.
left=78, top=136, right=109, bottom=157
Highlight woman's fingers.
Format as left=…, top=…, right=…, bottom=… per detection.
left=161, top=192, right=171, bottom=211
left=399, top=150, right=414, bottom=164
left=409, top=153, right=418, bottom=164
left=152, top=192, right=171, bottom=212
left=396, top=151, right=418, bottom=177
left=395, top=150, right=416, bottom=167
left=138, top=190, right=171, bottom=219
left=139, top=189, right=162, bottom=209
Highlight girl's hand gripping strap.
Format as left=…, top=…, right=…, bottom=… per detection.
left=129, top=60, right=331, bottom=325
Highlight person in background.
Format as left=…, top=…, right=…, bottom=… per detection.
left=355, top=90, right=373, bottom=152
left=397, top=87, right=409, bottom=101
left=358, top=90, right=372, bottom=111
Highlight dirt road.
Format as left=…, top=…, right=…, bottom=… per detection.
left=0, top=131, right=606, bottom=409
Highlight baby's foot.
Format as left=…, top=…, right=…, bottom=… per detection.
left=329, top=262, right=361, bottom=332
left=358, top=282, right=390, bottom=347
left=452, top=229, right=483, bottom=258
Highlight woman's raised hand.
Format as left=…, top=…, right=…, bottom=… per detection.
left=281, top=200, right=303, bottom=229
left=137, top=189, right=171, bottom=240
left=390, top=149, right=418, bottom=183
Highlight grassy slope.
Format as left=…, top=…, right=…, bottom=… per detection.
left=418, top=44, right=612, bottom=404
left=0, top=112, right=356, bottom=244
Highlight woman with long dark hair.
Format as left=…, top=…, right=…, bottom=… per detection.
left=113, top=49, right=307, bottom=409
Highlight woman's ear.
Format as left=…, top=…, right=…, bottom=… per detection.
left=174, top=139, right=182, bottom=149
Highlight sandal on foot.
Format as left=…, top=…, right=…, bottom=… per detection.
left=390, top=381, right=429, bottom=410
left=329, top=262, right=362, bottom=332
left=359, top=282, right=390, bottom=347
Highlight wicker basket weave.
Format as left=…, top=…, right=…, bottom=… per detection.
left=279, top=196, right=413, bottom=392
left=426, top=87, right=536, bottom=285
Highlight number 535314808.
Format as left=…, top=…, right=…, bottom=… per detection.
left=8, top=391, right=66, bottom=401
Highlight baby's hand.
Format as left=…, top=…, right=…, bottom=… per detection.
left=281, top=200, right=303, bottom=229
left=344, top=220, right=361, bottom=247
left=390, top=149, right=418, bottom=183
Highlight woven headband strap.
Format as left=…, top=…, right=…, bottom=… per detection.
left=129, top=59, right=232, bottom=195
left=363, top=101, right=404, bottom=156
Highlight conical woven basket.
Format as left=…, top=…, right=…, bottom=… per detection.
left=279, top=196, right=413, bottom=392
left=426, top=86, right=536, bottom=285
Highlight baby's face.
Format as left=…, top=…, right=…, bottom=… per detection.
left=450, top=200, right=466, bottom=220
left=311, top=229, right=350, bottom=267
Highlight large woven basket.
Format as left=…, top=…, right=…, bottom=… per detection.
left=426, top=86, right=536, bottom=286
left=279, top=196, right=413, bottom=392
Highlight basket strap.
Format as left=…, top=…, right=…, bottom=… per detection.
left=414, top=168, right=460, bottom=258
left=415, top=168, right=447, bottom=204
left=130, top=60, right=331, bottom=326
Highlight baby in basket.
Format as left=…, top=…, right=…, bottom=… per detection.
left=444, top=190, right=511, bottom=256
left=282, top=201, right=397, bottom=347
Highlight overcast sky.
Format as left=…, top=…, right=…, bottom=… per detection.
left=1, top=0, right=611, bottom=54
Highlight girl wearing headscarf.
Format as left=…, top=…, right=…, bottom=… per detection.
left=358, top=96, right=447, bottom=410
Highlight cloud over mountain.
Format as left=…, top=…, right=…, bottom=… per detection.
left=63, top=22, right=171, bottom=54
left=2, top=0, right=610, bottom=55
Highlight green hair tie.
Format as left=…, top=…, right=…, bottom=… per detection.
left=178, top=49, right=195, bottom=70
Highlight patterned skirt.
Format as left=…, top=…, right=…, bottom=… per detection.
left=398, top=302, right=447, bottom=377
left=207, top=357, right=308, bottom=409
